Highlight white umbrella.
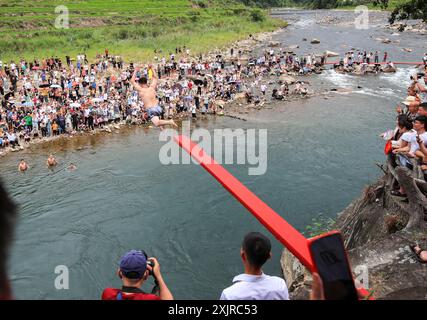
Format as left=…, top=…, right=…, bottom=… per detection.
left=50, top=84, right=61, bottom=88
left=70, top=102, right=81, bottom=108
left=91, top=98, right=103, bottom=103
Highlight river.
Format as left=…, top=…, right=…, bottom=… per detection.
left=1, top=9, right=425, bottom=299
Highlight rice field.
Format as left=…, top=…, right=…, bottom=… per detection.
left=0, top=0, right=286, bottom=62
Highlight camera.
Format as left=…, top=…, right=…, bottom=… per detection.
left=147, top=259, right=155, bottom=275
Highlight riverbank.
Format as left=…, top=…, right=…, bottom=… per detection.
left=281, top=174, right=427, bottom=299
left=0, top=26, right=288, bottom=159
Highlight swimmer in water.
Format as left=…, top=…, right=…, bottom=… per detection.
left=46, top=154, right=57, bottom=167
left=68, top=163, right=77, bottom=171
left=18, top=159, right=28, bottom=172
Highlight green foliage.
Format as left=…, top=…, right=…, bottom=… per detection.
left=250, top=8, right=266, bottom=21
left=238, top=0, right=295, bottom=7
left=389, top=0, right=427, bottom=23
left=0, top=0, right=286, bottom=61
left=303, top=213, right=336, bottom=238
left=193, top=0, right=209, bottom=8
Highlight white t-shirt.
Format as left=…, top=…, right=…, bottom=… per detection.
left=398, top=130, right=417, bottom=166
left=220, top=273, right=289, bottom=300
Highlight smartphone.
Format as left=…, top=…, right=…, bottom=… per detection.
left=308, top=231, right=358, bottom=300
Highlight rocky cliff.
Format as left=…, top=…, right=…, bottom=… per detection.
left=281, top=173, right=427, bottom=300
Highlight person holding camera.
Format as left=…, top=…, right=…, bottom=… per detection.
left=102, top=249, right=174, bottom=300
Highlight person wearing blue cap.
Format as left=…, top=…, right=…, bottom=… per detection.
left=102, top=250, right=173, bottom=300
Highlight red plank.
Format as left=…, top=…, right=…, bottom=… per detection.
left=174, top=135, right=314, bottom=271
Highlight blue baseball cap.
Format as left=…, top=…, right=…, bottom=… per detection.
left=119, top=250, right=147, bottom=279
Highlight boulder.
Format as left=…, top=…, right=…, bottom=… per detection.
left=311, top=38, right=320, bottom=44
left=279, top=75, right=296, bottom=85
left=324, top=50, right=339, bottom=57
left=268, top=41, right=280, bottom=47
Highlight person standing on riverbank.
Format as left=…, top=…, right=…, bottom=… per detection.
left=260, top=84, right=267, bottom=96
left=131, top=65, right=177, bottom=130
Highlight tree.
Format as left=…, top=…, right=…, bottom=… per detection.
left=373, top=0, right=427, bottom=23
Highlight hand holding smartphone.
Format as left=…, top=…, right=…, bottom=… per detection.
left=308, top=231, right=358, bottom=300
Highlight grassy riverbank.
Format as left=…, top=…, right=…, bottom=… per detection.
left=0, top=0, right=286, bottom=62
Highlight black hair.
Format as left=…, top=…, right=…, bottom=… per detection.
left=138, top=77, right=148, bottom=85
left=397, top=114, right=409, bottom=129
left=0, top=179, right=17, bottom=296
left=404, top=120, right=413, bottom=131
left=242, top=232, right=271, bottom=269
left=415, top=115, right=427, bottom=131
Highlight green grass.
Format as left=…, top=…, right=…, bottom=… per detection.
left=0, top=0, right=286, bottom=62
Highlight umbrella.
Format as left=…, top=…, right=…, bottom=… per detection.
left=39, top=83, right=50, bottom=88
left=194, top=79, right=204, bottom=86
left=91, top=98, right=103, bottom=103
left=50, top=84, right=61, bottom=89
left=32, top=66, right=42, bottom=70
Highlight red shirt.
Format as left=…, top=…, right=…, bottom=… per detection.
left=102, top=287, right=160, bottom=300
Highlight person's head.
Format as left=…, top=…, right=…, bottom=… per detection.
left=402, top=119, right=413, bottom=132
left=419, top=103, right=427, bottom=116
left=408, top=103, right=419, bottom=114
left=117, top=250, right=150, bottom=287
left=0, top=179, right=17, bottom=299
left=407, top=85, right=418, bottom=96
left=138, top=76, right=148, bottom=86
left=414, top=115, right=427, bottom=132
left=240, top=232, right=271, bottom=271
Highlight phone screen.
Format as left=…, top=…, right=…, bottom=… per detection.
left=310, top=233, right=358, bottom=300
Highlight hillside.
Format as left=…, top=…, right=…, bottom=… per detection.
left=0, top=0, right=286, bottom=61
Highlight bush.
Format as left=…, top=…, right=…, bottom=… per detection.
left=115, top=29, right=129, bottom=40
left=194, top=0, right=208, bottom=8
left=304, top=213, right=336, bottom=238
left=250, top=9, right=265, bottom=22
